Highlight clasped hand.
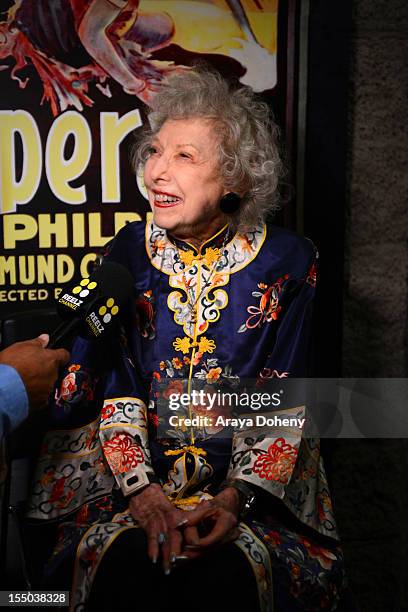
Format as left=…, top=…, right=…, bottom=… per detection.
left=129, top=484, right=241, bottom=574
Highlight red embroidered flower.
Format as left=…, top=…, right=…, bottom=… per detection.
left=101, top=404, right=115, bottom=421
left=264, top=530, right=282, bottom=548
left=60, top=372, right=77, bottom=401
left=49, top=476, right=66, bottom=503
left=162, top=379, right=183, bottom=399
left=299, top=536, right=337, bottom=570
left=253, top=437, right=298, bottom=484
left=76, top=504, right=90, bottom=525
left=148, top=413, right=159, bottom=428
left=103, top=433, right=144, bottom=475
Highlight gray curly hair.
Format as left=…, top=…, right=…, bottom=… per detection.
left=134, top=68, right=285, bottom=230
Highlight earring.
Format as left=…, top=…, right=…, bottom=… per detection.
left=219, top=192, right=241, bottom=214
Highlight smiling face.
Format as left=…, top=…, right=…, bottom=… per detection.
left=143, top=118, right=227, bottom=243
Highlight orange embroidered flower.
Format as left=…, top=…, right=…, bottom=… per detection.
left=152, top=371, right=161, bottom=380
left=212, top=273, right=225, bottom=286
left=299, top=536, right=337, bottom=570
left=193, top=351, right=203, bottom=366
left=203, top=247, right=220, bottom=266
left=253, top=437, right=298, bottom=484
left=68, top=364, right=81, bottom=372
left=183, top=356, right=191, bottom=365
left=179, top=249, right=195, bottom=267
left=103, top=433, right=144, bottom=475
left=206, top=367, right=222, bottom=382
left=172, top=357, right=183, bottom=369
left=291, top=564, right=301, bottom=579
left=159, top=361, right=166, bottom=370
left=173, top=336, right=192, bottom=354
left=197, top=336, right=216, bottom=354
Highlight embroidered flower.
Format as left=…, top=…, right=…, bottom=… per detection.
left=68, top=364, right=81, bottom=372
left=173, top=337, right=192, bottom=354
left=264, top=530, right=282, bottom=548
left=183, top=356, right=191, bottom=365
left=299, top=536, right=337, bottom=570
left=103, top=433, right=144, bottom=475
left=159, top=361, right=166, bottom=370
left=203, top=247, right=221, bottom=266
left=172, top=357, right=183, bottom=369
left=253, top=437, right=298, bottom=484
left=212, top=273, right=225, bottom=286
left=197, top=336, right=216, bottom=354
left=148, top=413, right=159, bottom=428
left=291, top=564, right=301, bottom=579
left=60, top=372, right=77, bottom=402
left=49, top=476, right=66, bottom=503
left=193, top=351, right=203, bottom=366
left=206, top=367, right=222, bottom=382
left=152, top=371, right=161, bottom=380
left=238, top=275, right=289, bottom=333
left=163, top=379, right=184, bottom=399
left=179, top=249, right=195, bottom=267
left=101, top=403, right=115, bottom=421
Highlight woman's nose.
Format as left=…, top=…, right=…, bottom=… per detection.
left=150, top=154, right=171, bottom=182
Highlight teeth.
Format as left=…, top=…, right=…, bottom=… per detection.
left=154, top=194, right=180, bottom=203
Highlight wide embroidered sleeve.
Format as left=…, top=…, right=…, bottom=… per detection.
left=226, top=241, right=318, bottom=501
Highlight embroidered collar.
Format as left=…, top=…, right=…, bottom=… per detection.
left=146, top=220, right=267, bottom=276
left=167, top=223, right=233, bottom=255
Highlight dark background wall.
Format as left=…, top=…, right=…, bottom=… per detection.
left=304, top=1, right=408, bottom=611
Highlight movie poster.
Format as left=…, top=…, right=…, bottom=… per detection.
left=0, top=0, right=284, bottom=317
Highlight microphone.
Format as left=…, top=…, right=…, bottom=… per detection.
left=49, top=261, right=134, bottom=350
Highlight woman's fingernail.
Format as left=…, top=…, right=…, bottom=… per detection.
left=170, top=552, right=176, bottom=564
left=176, top=518, right=189, bottom=527
left=164, top=567, right=171, bottom=576
left=152, top=557, right=157, bottom=564
left=158, top=533, right=166, bottom=544
left=175, top=555, right=189, bottom=561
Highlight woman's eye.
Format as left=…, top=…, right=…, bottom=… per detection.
left=147, top=146, right=159, bottom=156
left=178, top=152, right=191, bottom=159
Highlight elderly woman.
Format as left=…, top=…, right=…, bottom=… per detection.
left=28, top=70, right=345, bottom=611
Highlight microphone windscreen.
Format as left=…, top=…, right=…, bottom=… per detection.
left=56, top=261, right=134, bottom=320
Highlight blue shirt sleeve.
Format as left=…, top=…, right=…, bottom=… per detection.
left=0, top=364, right=29, bottom=441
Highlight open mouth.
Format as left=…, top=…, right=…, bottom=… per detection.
left=153, top=192, right=182, bottom=208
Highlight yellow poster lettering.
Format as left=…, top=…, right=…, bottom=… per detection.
left=88, top=212, right=113, bottom=247
left=3, top=214, right=37, bottom=249
left=0, top=110, right=42, bottom=215
left=0, top=256, right=16, bottom=284
left=46, top=111, right=91, bottom=204
left=72, top=213, right=86, bottom=247
left=37, top=255, right=55, bottom=283
left=19, top=255, right=36, bottom=285
left=57, top=254, right=75, bottom=283
left=38, top=213, right=68, bottom=248
left=80, top=253, right=97, bottom=278
left=101, top=110, right=142, bottom=203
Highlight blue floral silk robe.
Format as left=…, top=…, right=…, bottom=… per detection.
left=28, top=220, right=345, bottom=611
